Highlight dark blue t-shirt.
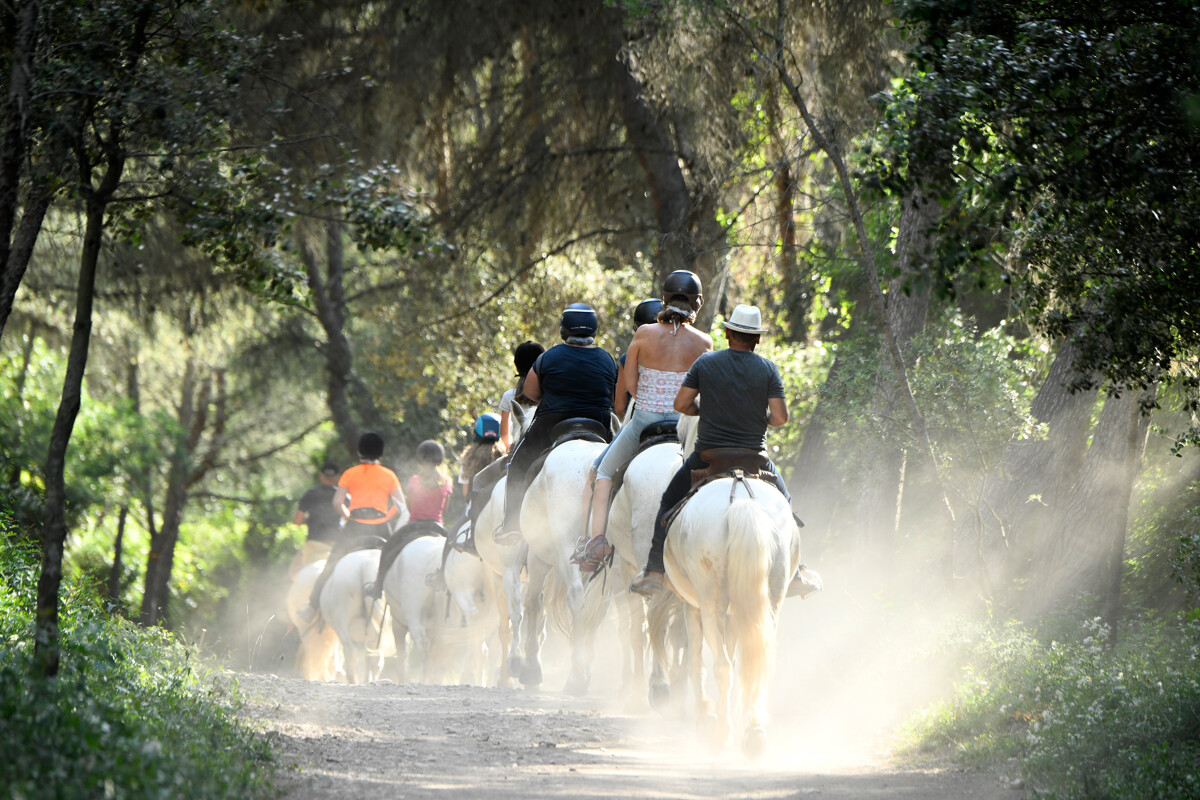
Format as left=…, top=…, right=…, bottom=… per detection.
left=533, top=344, right=618, bottom=418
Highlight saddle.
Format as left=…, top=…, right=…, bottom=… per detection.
left=690, top=447, right=769, bottom=485
left=607, top=421, right=680, bottom=500
left=524, top=417, right=612, bottom=490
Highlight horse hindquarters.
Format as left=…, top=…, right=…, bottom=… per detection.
left=723, top=498, right=783, bottom=731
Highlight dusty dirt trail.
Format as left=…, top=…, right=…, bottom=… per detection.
left=238, top=556, right=1026, bottom=798
left=237, top=672, right=1017, bottom=799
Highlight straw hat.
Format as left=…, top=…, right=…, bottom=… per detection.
left=721, top=304, right=769, bottom=335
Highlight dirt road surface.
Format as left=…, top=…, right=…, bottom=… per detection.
left=237, top=672, right=1018, bottom=800
left=237, top=558, right=1024, bottom=800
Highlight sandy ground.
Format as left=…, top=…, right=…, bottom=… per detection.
left=235, top=558, right=1027, bottom=799
left=236, top=673, right=1020, bottom=800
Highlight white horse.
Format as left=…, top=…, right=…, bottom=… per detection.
left=604, top=434, right=685, bottom=708
left=664, top=459, right=801, bottom=758
left=383, top=535, right=499, bottom=684
left=473, top=475, right=529, bottom=687
left=285, top=559, right=343, bottom=681
left=318, top=548, right=393, bottom=684
left=516, top=437, right=611, bottom=694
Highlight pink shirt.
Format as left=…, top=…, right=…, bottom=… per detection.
left=406, top=475, right=452, bottom=525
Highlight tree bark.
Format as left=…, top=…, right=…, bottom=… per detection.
left=140, top=362, right=226, bottom=628
left=0, top=0, right=43, bottom=344
left=36, top=189, right=110, bottom=676
left=956, top=341, right=1098, bottom=605
left=304, top=222, right=383, bottom=460
left=0, top=180, right=52, bottom=342
left=107, top=504, right=127, bottom=609
left=1030, top=384, right=1155, bottom=626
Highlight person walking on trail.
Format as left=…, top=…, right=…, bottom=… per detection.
left=576, top=272, right=713, bottom=572
left=629, top=304, right=796, bottom=598
left=290, top=461, right=342, bottom=572
left=366, top=439, right=452, bottom=599
left=495, top=303, right=618, bottom=544
left=298, top=432, right=408, bottom=623
left=499, top=341, right=545, bottom=452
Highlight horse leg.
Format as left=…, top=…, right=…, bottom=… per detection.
left=501, top=558, right=525, bottom=682
left=647, top=591, right=678, bottom=712
left=519, top=556, right=552, bottom=688
left=564, top=567, right=607, bottom=696
left=697, top=594, right=733, bottom=748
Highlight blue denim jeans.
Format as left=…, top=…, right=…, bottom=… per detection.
left=593, top=407, right=680, bottom=481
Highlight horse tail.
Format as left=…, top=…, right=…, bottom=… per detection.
left=543, top=567, right=573, bottom=635
left=724, top=497, right=780, bottom=722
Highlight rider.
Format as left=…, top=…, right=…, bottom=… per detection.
left=613, top=298, right=665, bottom=420
left=458, top=412, right=503, bottom=499
left=629, top=304, right=792, bottom=598
left=299, top=432, right=407, bottom=621
left=495, top=303, right=618, bottom=544
left=291, top=461, right=342, bottom=570
left=499, top=341, right=544, bottom=452
left=366, top=439, right=452, bottom=599
left=577, top=273, right=713, bottom=570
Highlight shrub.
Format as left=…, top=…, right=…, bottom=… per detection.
left=904, top=616, right=1200, bottom=798
left=0, top=530, right=274, bottom=800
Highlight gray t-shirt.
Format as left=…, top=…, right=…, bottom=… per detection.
left=684, top=348, right=785, bottom=451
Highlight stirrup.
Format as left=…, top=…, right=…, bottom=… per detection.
left=577, top=536, right=614, bottom=575
left=629, top=570, right=664, bottom=598
left=426, top=571, right=446, bottom=590
left=787, top=564, right=822, bottom=599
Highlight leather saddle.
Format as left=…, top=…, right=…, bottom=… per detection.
left=550, top=416, right=611, bottom=446
left=690, top=447, right=769, bottom=485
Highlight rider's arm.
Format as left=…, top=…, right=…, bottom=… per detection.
left=499, top=410, right=512, bottom=449
left=674, top=385, right=700, bottom=416
left=613, top=358, right=629, bottom=418
left=523, top=366, right=542, bottom=402
left=332, top=486, right=350, bottom=519
left=623, top=338, right=641, bottom=402
left=767, top=396, right=789, bottom=427
left=291, top=508, right=306, bottom=525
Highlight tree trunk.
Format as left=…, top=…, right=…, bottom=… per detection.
left=849, top=184, right=937, bottom=559
left=0, top=0, right=43, bottom=344
left=140, top=355, right=197, bottom=627
left=1030, top=385, right=1155, bottom=625
left=107, top=504, right=127, bottom=609
left=36, top=190, right=107, bottom=677
left=305, top=222, right=383, bottom=460
left=0, top=183, right=52, bottom=342
left=956, top=341, right=1098, bottom=605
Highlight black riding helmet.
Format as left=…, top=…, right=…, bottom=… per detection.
left=633, top=298, right=664, bottom=328
left=560, top=302, right=599, bottom=339
left=663, top=270, right=703, bottom=305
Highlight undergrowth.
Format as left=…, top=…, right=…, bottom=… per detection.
left=0, top=532, right=274, bottom=800
left=902, top=615, right=1200, bottom=799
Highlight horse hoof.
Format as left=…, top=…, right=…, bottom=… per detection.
left=564, top=674, right=589, bottom=697
left=648, top=681, right=670, bottom=711
left=742, top=726, right=767, bottom=760
left=519, top=662, right=542, bottom=687
left=507, top=656, right=523, bottom=679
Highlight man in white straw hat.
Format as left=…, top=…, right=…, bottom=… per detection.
left=631, top=303, right=816, bottom=599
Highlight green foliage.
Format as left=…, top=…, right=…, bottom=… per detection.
left=882, top=0, right=1200, bottom=406
left=0, top=525, right=273, bottom=800
left=905, top=616, right=1200, bottom=798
